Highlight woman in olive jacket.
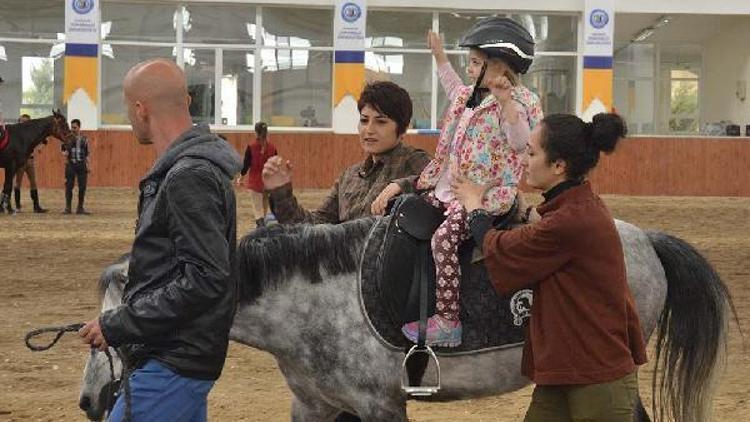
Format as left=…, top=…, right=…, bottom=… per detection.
left=452, top=112, right=647, bottom=422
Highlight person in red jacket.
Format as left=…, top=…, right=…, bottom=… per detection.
left=452, top=112, right=647, bottom=422
left=240, top=121, right=277, bottom=227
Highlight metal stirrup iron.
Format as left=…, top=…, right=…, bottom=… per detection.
left=401, top=242, right=441, bottom=396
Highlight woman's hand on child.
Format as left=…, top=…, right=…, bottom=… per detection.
left=262, top=156, right=293, bottom=190
left=371, top=182, right=402, bottom=215
left=450, top=171, right=487, bottom=213
left=488, top=74, right=514, bottom=105
left=427, top=31, right=448, bottom=65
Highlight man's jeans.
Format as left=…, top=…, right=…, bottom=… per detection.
left=108, top=360, right=214, bottom=422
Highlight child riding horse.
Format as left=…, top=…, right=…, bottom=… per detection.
left=0, top=110, right=73, bottom=214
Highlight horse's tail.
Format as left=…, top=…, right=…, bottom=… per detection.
left=646, top=231, right=738, bottom=422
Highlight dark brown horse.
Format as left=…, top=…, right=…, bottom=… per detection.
left=0, top=110, right=73, bottom=214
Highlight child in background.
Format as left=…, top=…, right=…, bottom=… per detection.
left=400, top=17, right=544, bottom=347
left=240, top=122, right=277, bottom=227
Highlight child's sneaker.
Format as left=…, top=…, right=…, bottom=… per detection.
left=401, top=315, right=462, bottom=347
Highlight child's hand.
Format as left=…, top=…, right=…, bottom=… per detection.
left=427, top=31, right=448, bottom=65
left=488, top=74, right=514, bottom=106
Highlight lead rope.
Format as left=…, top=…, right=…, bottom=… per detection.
left=25, top=324, right=132, bottom=421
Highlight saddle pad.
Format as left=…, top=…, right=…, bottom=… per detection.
left=359, top=217, right=528, bottom=354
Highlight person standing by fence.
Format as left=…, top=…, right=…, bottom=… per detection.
left=62, top=118, right=90, bottom=214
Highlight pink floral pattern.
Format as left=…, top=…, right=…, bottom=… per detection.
left=417, top=68, right=544, bottom=214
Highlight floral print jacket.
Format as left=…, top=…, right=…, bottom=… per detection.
left=417, top=63, right=543, bottom=214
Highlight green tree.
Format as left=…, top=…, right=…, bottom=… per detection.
left=669, top=80, right=698, bottom=132
left=22, top=59, right=54, bottom=107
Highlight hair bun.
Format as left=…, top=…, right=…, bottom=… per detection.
left=589, top=113, right=627, bottom=154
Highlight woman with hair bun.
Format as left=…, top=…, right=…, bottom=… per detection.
left=452, top=112, right=648, bottom=421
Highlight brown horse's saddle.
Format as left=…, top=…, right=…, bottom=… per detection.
left=359, top=195, right=529, bottom=353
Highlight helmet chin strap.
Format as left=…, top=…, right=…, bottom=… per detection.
left=466, top=62, right=488, bottom=109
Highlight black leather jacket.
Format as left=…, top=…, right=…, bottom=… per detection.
left=100, top=125, right=242, bottom=380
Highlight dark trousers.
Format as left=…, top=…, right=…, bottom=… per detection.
left=65, top=162, right=88, bottom=209
left=524, top=372, right=639, bottom=422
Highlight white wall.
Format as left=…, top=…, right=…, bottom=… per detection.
left=701, top=19, right=750, bottom=128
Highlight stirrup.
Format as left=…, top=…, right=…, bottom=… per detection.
left=400, top=345, right=441, bottom=397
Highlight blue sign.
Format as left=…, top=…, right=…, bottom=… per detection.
left=590, top=9, right=609, bottom=29
left=341, top=2, right=362, bottom=23
left=72, top=0, right=95, bottom=15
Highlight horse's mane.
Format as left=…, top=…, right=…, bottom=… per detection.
left=237, top=217, right=377, bottom=303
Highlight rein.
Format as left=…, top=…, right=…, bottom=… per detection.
left=24, top=323, right=132, bottom=421
left=24, top=323, right=85, bottom=351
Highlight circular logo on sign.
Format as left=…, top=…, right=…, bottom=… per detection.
left=590, top=9, right=609, bottom=29
left=341, top=2, right=362, bottom=23
left=72, top=0, right=95, bottom=15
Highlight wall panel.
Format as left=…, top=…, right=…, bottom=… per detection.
left=3, top=132, right=749, bottom=197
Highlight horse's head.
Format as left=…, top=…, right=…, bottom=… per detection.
left=79, top=254, right=129, bottom=421
left=51, top=109, right=75, bottom=145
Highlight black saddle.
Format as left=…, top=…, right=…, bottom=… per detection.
left=359, top=195, right=529, bottom=353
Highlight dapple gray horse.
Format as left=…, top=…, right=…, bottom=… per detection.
left=80, top=217, right=733, bottom=422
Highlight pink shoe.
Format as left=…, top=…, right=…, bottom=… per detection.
left=401, top=315, right=462, bottom=347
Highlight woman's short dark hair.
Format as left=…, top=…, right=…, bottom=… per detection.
left=540, top=113, right=627, bottom=181
left=357, top=81, right=413, bottom=136
left=255, top=121, right=268, bottom=139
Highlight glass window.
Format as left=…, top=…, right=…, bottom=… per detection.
left=183, top=4, right=257, bottom=45
left=221, top=50, right=255, bottom=126
left=365, top=52, right=432, bottom=129
left=261, top=50, right=332, bottom=127
left=437, top=53, right=471, bottom=126
left=440, top=13, right=577, bottom=52
left=101, top=45, right=174, bottom=125
left=668, top=70, right=699, bottom=133
left=0, top=0, right=64, bottom=40
left=0, top=42, right=65, bottom=121
left=183, top=49, right=216, bottom=124
left=262, top=8, right=332, bottom=47
left=614, top=44, right=655, bottom=134
left=439, top=12, right=502, bottom=50
left=521, top=56, right=577, bottom=115
left=366, top=11, right=432, bottom=49
left=509, top=14, right=577, bottom=52
left=102, top=1, right=177, bottom=42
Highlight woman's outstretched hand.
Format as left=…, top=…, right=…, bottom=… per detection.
left=262, top=156, right=293, bottom=190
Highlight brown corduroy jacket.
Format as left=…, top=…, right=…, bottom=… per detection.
left=269, top=142, right=430, bottom=224
left=483, top=181, right=647, bottom=385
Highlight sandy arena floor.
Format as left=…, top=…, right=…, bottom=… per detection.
left=0, top=188, right=748, bottom=421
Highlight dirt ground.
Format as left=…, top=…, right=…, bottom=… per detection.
left=0, top=188, right=748, bottom=421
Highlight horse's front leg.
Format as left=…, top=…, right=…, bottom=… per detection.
left=1, top=166, right=15, bottom=214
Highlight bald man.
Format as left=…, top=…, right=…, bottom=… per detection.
left=79, top=59, right=242, bottom=421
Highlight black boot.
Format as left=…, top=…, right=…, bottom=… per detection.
left=14, top=188, right=21, bottom=210
left=1, top=192, right=14, bottom=214
left=76, top=192, right=90, bottom=215
left=30, top=189, right=48, bottom=213
left=64, top=190, right=72, bottom=214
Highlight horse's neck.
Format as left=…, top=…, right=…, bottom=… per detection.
left=18, top=118, right=54, bottom=150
